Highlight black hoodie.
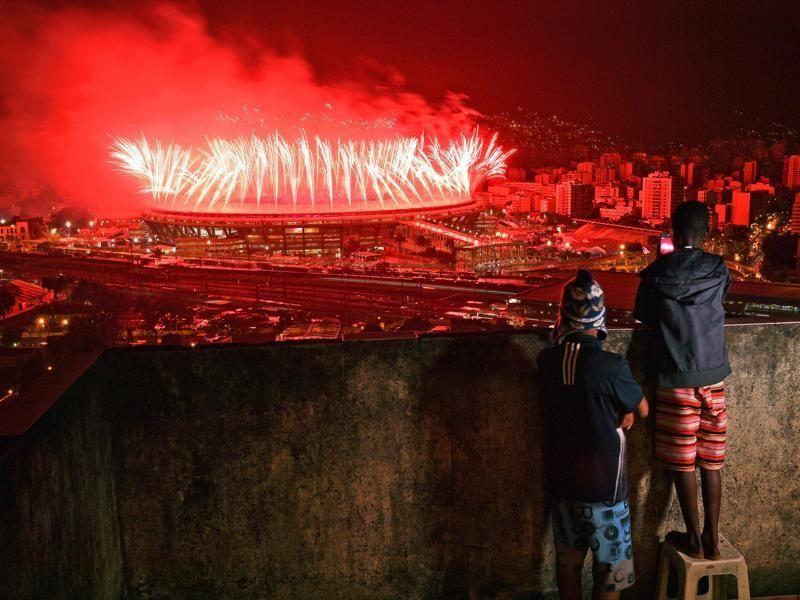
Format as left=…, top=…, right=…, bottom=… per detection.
left=634, top=248, right=732, bottom=387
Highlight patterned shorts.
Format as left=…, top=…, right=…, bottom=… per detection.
left=654, top=383, right=727, bottom=472
left=552, top=497, right=635, bottom=592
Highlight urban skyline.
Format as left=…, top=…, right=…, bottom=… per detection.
left=1, top=0, right=799, bottom=375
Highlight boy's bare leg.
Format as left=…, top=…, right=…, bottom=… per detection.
left=555, top=547, right=584, bottom=600
left=665, top=470, right=704, bottom=558
left=700, top=469, right=722, bottom=559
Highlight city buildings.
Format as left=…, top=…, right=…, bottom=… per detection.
left=594, top=166, right=615, bottom=183
left=599, top=152, right=622, bottom=167
left=743, top=160, right=758, bottom=186
left=640, top=172, right=680, bottom=222
left=680, top=162, right=696, bottom=186
left=618, top=161, right=634, bottom=180
left=715, top=203, right=731, bottom=229
left=731, top=189, right=769, bottom=227
left=555, top=180, right=593, bottom=217
left=785, top=155, right=800, bottom=188
left=175, top=236, right=248, bottom=258
left=792, top=192, right=800, bottom=235
left=0, top=220, right=30, bottom=245
left=576, top=161, right=594, bottom=183
left=599, top=202, right=636, bottom=221
left=0, top=279, right=53, bottom=319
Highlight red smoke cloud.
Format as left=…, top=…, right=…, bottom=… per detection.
left=0, top=3, right=480, bottom=215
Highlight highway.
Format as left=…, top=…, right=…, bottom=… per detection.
left=0, top=252, right=529, bottom=320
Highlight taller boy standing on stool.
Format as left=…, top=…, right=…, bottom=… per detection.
left=634, top=201, right=732, bottom=560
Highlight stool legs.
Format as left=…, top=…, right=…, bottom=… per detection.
left=736, top=567, right=751, bottom=600
left=711, top=575, right=725, bottom=600
left=681, top=570, right=698, bottom=600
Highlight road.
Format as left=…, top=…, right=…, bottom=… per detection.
left=0, top=252, right=528, bottom=320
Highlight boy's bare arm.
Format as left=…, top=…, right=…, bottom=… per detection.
left=619, top=397, right=648, bottom=430
left=637, top=396, right=649, bottom=418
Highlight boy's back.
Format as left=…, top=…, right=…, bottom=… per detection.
left=537, top=334, right=642, bottom=503
left=634, top=247, right=731, bottom=387
left=634, top=201, right=731, bottom=560
left=537, top=269, right=647, bottom=596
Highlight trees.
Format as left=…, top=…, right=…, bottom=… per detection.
left=47, top=206, right=92, bottom=231
left=0, top=288, right=16, bottom=321
left=41, top=275, right=70, bottom=300
left=63, top=312, right=118, bottom=351
left=617, top=214, right=649, bottom=228
left=134, top=294, right=191, bottom=331
left=160, top=333, right=184, bottom=346
left=26, top=218, right=47, bottom=239
left=1, top=326, right=23, bottom=347
left=71, top=280, right=110, bottom=306
left=761, top=232, right=799, bottom=281
left=70, top=280, right=127, bottom=315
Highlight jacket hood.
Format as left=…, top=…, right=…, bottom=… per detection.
left=640, top=249, right=728, bottom=304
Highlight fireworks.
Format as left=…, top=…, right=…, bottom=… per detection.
left=110, top=130, right=513, bottom=214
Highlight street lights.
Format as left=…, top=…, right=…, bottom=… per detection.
left=37, top=316, right=47, bottom=339
left=65, top=221, right=72, bottom=237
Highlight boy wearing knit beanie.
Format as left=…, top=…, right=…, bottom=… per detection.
left=537, top=270, right=649, bottom=599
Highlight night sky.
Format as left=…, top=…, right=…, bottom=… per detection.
left=9, top=0, right=800, bottom=143
left=97, top=1, right=800, bottom=142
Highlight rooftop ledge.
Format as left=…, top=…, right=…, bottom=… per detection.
left=4, top=319, right=799, bottom=440
left=1, top=322, right=799, bottom=598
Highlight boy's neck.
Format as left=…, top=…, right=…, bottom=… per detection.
left=561, top=330, right=601, bottom=343
left=673, top=236, right=705, bottom=250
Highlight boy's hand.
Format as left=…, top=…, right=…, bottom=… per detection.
left=619, top=412, right=634, bottom=431
left=637, top=396, right=650, bottom=418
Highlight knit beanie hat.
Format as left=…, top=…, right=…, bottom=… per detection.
left=554, top=269, right=607, bottom=342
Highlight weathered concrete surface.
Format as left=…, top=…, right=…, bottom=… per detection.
left=0, top=360, right=123, bottom=600
left=1, top=324, right=799, bottom=598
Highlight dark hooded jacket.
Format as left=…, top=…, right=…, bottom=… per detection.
left=634, top=248, right=731, bottom=387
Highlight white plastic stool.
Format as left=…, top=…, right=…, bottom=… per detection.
left=655, top=534, right=750, bottom=600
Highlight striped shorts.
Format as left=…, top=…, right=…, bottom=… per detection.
left=654, top=383, right=727, bottom=472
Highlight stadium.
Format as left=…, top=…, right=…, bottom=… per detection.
left=143, top=198, right=481, bottom=256
left=113, top=130, right=512, bottom=255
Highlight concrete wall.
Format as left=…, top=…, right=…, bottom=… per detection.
left=1, top=324, right=799, bottom=598
left=0, top=360, right=123, bottom=599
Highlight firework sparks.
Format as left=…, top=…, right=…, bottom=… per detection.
left=110, top=130, right=513, bottom=214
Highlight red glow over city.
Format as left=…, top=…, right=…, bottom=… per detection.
left=0, top=3, right=481, bottom=215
